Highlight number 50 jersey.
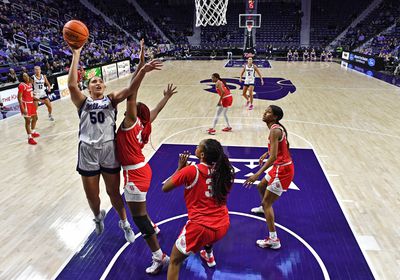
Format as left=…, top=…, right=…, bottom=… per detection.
left=78, top=96, right=117, bottom=145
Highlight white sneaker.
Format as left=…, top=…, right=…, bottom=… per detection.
left=49, top=115, right=54, bottom=121
left=93, top=209, right=106, bottom=235
left=145, top=253, right=169, bottom=274
left=251, top=206, right=264, bottom=214
left=119, top=220, right=136, bottom=243
left=256, top=237, right=281, bottom=249
left=200, top=250, right=216, bottom=267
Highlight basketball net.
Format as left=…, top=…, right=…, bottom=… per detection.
left=195, top=0, right=228, bottom=27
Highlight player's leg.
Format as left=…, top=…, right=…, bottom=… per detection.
left=30, top=115, right=40, bottom=137
left=242, top=85, right=249, bottom=105
left=127, top=201, right=168, bottom=274
left=251, top=177, right=267, bottom=214
left=221, top=107, right=232, bottom=131
left=256, top=187, right=281, bottom=249
left=81, top=174, right=106, bottom=234
left=208, top=106, right=224, bottom=135
left=248, top=85, right=254, bottom=109
left=43, top=98, right=54, bottom=120
left=167, top=245, right=188, bottom=280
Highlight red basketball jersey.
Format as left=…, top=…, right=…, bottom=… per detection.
left=116, top=117, right=147, bottom=165
left=216, top=81, right=230, bottom=98
left=268, top=124, right=292, bottom=165
left=172, top=163, right=230, bottom=229
left=18, top=83, right=34, bottom=102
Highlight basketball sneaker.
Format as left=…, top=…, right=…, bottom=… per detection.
left=256, top=237, right=281, bottom=249
left=251, top=206, right=264, bottom=214
left=207, top=128, right=216, bottom=135
left=248, top=104, right=254, bottom=110
left=49, top=114, right=54, bottom=121
left=31, top=132, right=40, bottom=138
left=118, top=220, right=136, bottom=243
left=93, top=209, right=106, bottom=235
left=222, top=127, right=232, bottom=132
left=28, top=138, right=37, bottom=145
left=200, top=250, right=216, bottom=267
left=146, top=253, right=170, bottom=274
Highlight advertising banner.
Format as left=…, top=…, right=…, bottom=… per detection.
left=0, top=87, right=19, bottom=106
left=102, top=63, right=118, bottom=83
left=342, top=51, right=384, bottom=71
left=117, top=60, right=131, bottom=78
left=84, top=67, right=102, bottom=81
left=56, top=74, right=71, bottom=98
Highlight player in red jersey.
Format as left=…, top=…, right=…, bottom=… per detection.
left=207, top=73, right=233, bottom=135
left=163, top=139, right=235, bottom=279
left=116, top=82, right=177, bottom=274
left=17, top=73, right=39, bottom=145
left=244, top=105, right=294, bottom=249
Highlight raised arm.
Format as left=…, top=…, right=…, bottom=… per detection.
left=122, top=60, right=165, bottom=128
left=132, top=39, right=145, bottom=78
left=67, top=47, right=86, bottom=109
left=108, top=59, right=163, bottom=107
left=150, top=83, right=177, bottom=123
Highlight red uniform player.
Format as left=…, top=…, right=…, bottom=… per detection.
left=17, top=73, right=39, bottom=145
left=163, top=139, right=235, bottom=279
left=244, top=105, right=294, bottom=250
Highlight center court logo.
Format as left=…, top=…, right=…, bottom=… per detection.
left=200, top=77, right=296, bottom=101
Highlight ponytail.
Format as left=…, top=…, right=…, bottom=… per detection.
left=270, top=105, right=290, bottom=150
left=277, top=121, right=290, bottom=150
left=202, top=139, right=234, bottom=205
left=136, top=102, right=152, bottom=144
left=212, top=73, right=228, bottom=87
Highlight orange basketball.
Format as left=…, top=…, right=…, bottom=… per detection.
left=63, top=20, right=89, bottom=49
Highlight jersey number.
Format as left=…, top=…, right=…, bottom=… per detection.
left=205, top=178, right=214, bottom=198
left=38, top=84, right=43, bottom=90
left=89, top=112, right=105, bottom=124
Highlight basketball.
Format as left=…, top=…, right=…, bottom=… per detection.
left=63, top=20, right=89, bottom=49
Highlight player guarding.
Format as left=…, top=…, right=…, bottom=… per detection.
left=17, top=73, right=39, bottom=145
left=244, top=105, right=294, bottom=250
left=116, top=81, right=177, bottom=274
left=163, top=139, right=234, bottom=279
left=240, top=57, right=264, bottom=110
left=32, top=66, right=54, bottom=121
left=207, top=73, right=233, bottom=135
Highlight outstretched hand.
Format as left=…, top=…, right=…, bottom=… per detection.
left=142, top=59, right=163, bottom=72
left=163, top=83, right=177, bottom=98
left=243, top=174, right=259, bottom=188
left=178, top=151, right=191, bottom=170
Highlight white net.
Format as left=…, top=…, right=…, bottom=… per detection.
left=195, top=0, right=228, bottom=27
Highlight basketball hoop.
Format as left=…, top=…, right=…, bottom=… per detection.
left=195, top=0, right=228, bottom=27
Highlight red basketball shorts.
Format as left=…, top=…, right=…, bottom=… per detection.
left=175, top=220, right=230, bottom=255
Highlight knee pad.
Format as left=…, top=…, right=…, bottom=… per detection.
left=132, top=215, right=155, bottom=239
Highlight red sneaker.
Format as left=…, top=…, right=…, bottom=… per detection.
left=207, top=128, right=216, bottom=135
left=31, top=132, right=40, bottom=138
left=248, top=104, right=254, bottom=110
left=200, top=250, right=216, bottom=267
left=28, top=138, right=37, bottom=145
left=222, top=127, right=232, bottom=132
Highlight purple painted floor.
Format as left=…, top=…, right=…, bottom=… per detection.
left=56, top=144, right=374, bottom=280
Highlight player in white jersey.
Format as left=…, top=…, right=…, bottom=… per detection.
left=32, top=66, right=54, bottom=121
left=240, top=57, right=264, bottom=110
left=67, top=40, right=163, bottom=242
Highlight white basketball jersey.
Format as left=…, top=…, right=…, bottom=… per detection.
left=32, top=74, right=46, bottom=97
left=245, top=64, right=255, bottom=83
left=78, top=96, right=117, bottom=145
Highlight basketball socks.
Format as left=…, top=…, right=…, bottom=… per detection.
left=269, top=231, right=277, bottom=239
left=152, top=249, right=163, bottom=260
left=95, top=212, right=103, bottom=220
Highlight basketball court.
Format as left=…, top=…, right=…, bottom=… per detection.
left=1, top=59, right=399, bottom=279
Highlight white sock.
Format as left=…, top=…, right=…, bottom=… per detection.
left=95, top=212, right=103, bottom=220
left=269, top=231, right=277, bottom=239
left=120, top=219, right=129, bottom=227
left=28, top=134, right=32, bottom=139
left=31, top=130, right=35, bottom=133
left=206, top=251, right=213, bottom=258
left=152, top=249, right=163, bottom=260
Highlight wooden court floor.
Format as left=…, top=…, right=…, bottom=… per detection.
left=0, top=60, right=399, bottom=279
